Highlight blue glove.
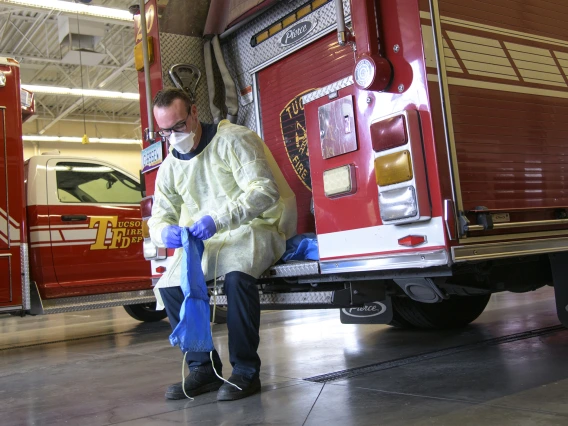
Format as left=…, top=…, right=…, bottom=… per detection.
left=161, top=225, right=183, bottom=248
left=189, top=216, right=217, bottom=240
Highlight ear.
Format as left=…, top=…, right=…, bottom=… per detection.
left=190, top=104, right=198, bottom=119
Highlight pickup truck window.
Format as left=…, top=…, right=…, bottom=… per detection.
left=55, top=161, right=142, bottom=204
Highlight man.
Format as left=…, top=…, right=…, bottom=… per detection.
left=148, top=88, right=296, bottom=401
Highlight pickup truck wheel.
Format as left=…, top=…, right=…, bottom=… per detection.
left=391, top=294, right=491, bottom=329
left=123, top=303, right=167, bottom=322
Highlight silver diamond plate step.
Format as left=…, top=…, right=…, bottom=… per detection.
left=38, top=290, right=156, bottom=315
left=260, top=261, right=320, bottom=278
left=212, top=291, right=334, bottom=307
left=214, top=262, right=320, bottom=283
left=302, top=76, right=354, bottom=105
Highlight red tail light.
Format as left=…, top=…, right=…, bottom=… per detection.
left=371, top=114, right=407, bottom=152
left=373, top=110, right=431, bottom=225
left=398, top=235, right=426, bottom=247
left=140, top=196, right=153, bottom=218
left=155, top=266, right=166, bottom=273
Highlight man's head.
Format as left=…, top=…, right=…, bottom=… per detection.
left=153, top=88, right=200, bottom=140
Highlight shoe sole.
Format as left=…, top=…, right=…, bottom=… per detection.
left=165, top=381, right=223, bottom=400
left=216, top=384, right=261, bottom=401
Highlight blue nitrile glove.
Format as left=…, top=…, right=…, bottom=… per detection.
left=189, top=216, right=217, bottom=240
left=161, top=225, right=183, bottom=248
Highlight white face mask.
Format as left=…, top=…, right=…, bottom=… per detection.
left=169, top=131, right=195, bottom=154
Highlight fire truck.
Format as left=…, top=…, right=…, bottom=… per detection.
left=0, top=57, right=164, bottom=322
left=135, top=0, right=568, bottom=329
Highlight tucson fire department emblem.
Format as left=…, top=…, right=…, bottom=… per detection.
left=89, top=216, right=143, bottom=250
left=279, top=89, right=316, bottom=191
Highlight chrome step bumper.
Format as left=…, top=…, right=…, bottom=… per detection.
left=31, top=285, right=155, bottom=315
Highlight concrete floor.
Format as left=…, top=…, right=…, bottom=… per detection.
left=1, top=287, right=567, bottom=425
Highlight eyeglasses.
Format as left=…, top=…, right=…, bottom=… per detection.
left=157, top=111, right=190, bottom=137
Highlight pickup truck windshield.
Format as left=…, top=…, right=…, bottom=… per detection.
left=55, top=161, right=142, bottom=204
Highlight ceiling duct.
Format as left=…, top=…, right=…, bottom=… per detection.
left=57, top=15, right=107, bottom=66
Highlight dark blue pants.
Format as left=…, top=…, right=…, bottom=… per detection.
left=160, top=271, right=261, bottom=379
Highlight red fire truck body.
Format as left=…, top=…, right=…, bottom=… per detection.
left=136, top=0, right=568, bottom=328
left=0, top=58, right=162, bottom=321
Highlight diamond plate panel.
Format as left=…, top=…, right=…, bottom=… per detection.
left=260, top=261, right=319, bottom=278
left=212, top=291, right=334, bottom=306
left=159, top=33, right=213, bottom=123
left=240, top=102, right=256, bottom=130
left=222, top=0, right=351, bottom=133
left=20, top=243, right=30, bottom=310
left=42, top=290, right=156, bottom=315
left=303, top=76, right=354, bottom=104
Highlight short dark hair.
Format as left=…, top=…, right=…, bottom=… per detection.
left=153, top=88, right=193, bottom=112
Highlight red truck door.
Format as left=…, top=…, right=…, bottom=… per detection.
left=44, top=158, right=149, bottom=289
left=0, top=59, right=25, bottom=309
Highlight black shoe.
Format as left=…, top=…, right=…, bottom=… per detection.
left=216, top=374, right=261, bottom=401
left=165, top=364, right=223, bottom=400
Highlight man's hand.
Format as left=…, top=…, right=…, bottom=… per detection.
left=189, top=216, right=217, bottom=240
left=161, top=225, right=183, bottom=248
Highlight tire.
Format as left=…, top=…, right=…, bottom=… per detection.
left=123, top=302, right=167, bottom=322
left=387, top=308, right=414, bottom=328
left=210, top=305, right=228, bottom=324
left=391, top=294, right=491, bottom=329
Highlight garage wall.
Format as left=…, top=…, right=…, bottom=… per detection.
left=23, top=142, right=142, bottom=177
left=23, top=120, right=142, bottom=177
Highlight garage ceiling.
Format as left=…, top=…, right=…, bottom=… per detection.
left=0, top=0, right=141, bottom=142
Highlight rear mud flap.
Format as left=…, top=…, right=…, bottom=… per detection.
left=548, top=252, right=568, bottom=327
left=340, top=296, right=393, bottom=324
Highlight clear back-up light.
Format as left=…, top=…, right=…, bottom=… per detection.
left=379, top=186, right=418, bottom=222
left=323, top=165, right=357, bottom=198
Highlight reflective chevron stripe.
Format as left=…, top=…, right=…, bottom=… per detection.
left=0, top=207, right=20, bottom=245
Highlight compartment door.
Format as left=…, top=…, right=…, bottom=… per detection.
left=0, top=107, right=8, bottom=251
left=0, top=107, right=11, bottom=303
left=430, top=0, right=568, bottom=234
left=257, top=32, right=354, bottom=234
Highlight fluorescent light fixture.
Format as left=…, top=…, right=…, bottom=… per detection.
left=0, top=0, right=133, bottom=22
left=23, top=135, right=142, bottom=145
left=21, top=85, right=139, bottom=101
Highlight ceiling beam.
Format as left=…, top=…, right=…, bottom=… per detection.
left=38, top=57, right=135, bottom=134
left=55, top=64, right=81, bottom=88
left=8, top=19, right=44, bottom=57
left=99, top=41, right=121, bottom=67
left=11, top=9, right=54, bottom=54
left=0, top=12, right=12, bottom=50
left=0, top=1, right=134, bottom=26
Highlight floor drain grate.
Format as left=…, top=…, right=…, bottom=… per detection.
left=303, top=324, right=565, bottom=383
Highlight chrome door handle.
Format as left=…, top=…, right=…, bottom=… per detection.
left=61, top=215, right=88, bottom=222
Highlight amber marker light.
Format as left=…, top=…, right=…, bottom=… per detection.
left=141, top=220, right=150, bottom=239
left=375, top=151, right=413, bottom=186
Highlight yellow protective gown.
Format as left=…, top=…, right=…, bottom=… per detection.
left=148, top=120, right=297, bottom=307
